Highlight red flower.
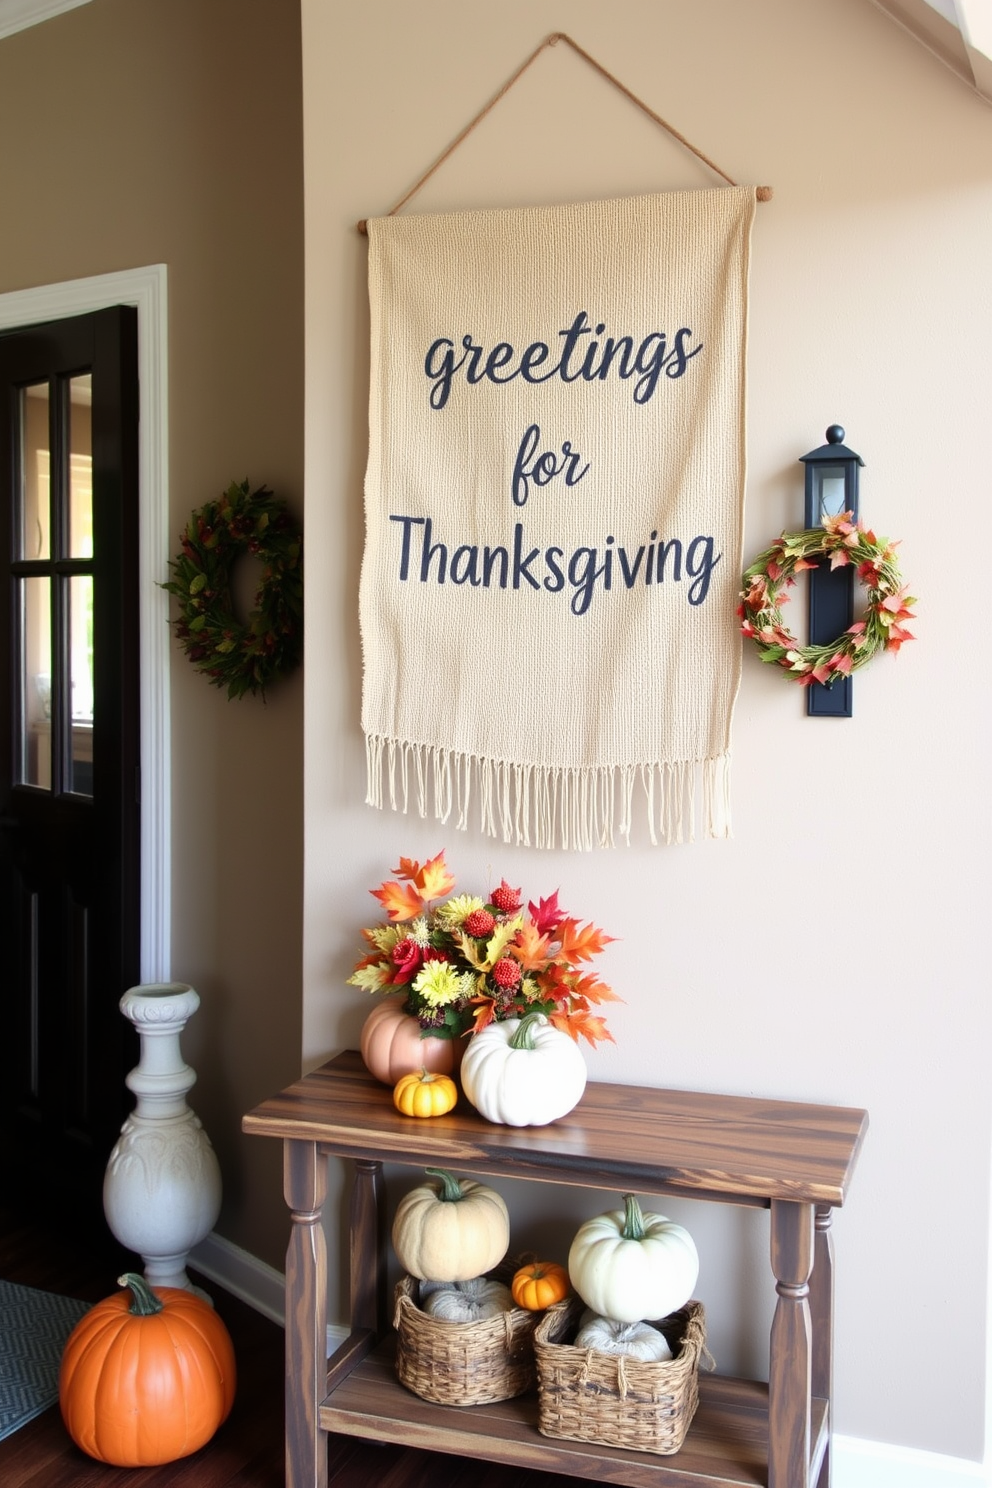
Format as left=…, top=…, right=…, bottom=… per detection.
left=492, top=958, right=521, bottom=988
left=390, top=938, right=423, bottom=985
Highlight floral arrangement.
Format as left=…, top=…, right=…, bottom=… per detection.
left=347, top=852, right=618, bottom=1047
left=163, top=480, right=303, bottom=700
left=739, top=512, right=915, bottom=687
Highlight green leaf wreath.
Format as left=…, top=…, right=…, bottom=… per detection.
left=163, top=480, right=303, bottom=699
left=739, top=512, right=915, bottom=687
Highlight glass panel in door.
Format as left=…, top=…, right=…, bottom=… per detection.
left=20, top=575, right=52, bottom=789
left=69, top=374, right=93, bottom=558
left=19, top=382, right=50, bottom=561
left=69, top=573, right=94, bottom=795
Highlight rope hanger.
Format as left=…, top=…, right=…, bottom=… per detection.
left=357, top=31, right=772, bottom=233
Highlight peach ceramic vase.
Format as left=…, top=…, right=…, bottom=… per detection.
left=360, top=994, right=465, bottom=1085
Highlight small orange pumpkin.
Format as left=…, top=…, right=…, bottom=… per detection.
left=59, top=1272, right=236, bottom=1466
left=511, top=1260, right=571, bottom=1311
left=393, top=1068, right=459, bottom=1118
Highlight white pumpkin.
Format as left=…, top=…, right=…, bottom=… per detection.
left=567, top=1194, right=699, bottom=1324
left=574, top=1310, right=673, bottom=1362
left=420, top=1277, right=514, bottom=1322
left=460, top=1012, right=587, bottom=1127
left=392, top=1168, right=510, bottom=1281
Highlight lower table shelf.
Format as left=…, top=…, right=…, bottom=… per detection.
left=320, top=1338, right=829, bottom=1488
left=243, top=1054, right=866, bottom=1488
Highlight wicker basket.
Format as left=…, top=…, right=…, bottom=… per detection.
left=393, top=1273, right=538, bottom=1407
left=534, top=1295, right=706, bottom=1455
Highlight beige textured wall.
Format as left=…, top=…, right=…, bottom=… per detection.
left=303, top=0, right=992, bottom=1461
left=0, top=0, right=304, bottom=1271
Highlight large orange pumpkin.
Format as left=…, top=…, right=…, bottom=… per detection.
left=360, top=995, right=464, bottom=1085
left=59, top=1272, right=236, bottom=1466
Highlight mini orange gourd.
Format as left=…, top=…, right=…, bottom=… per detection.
left=58, top=1272, right=236, bottom=1466
left=393, top=1068, right=458, bottom=1118
left=511, top=1260, right=570, bottom=1310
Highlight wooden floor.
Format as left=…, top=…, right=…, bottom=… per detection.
left=0, top=1203, right=577, bottom=1488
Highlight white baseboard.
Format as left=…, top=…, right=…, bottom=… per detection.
left=187, top=1234, right=990, bottom=1486
left=188, top=1230, right=287, bottom=1326
left=187, top=1229, right=349, bottom=1352
left=833, top=1435, right=988, bottom=1487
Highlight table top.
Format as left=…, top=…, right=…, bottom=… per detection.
left=244, top=1051, right=867, bottom=1207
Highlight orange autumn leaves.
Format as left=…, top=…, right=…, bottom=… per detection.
left=371, top=853, right=457, bottom=922
left=356, top=852, right=619, bottom=1048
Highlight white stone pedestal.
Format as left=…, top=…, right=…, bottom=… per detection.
left=103, top=982, right=222, bottom=1297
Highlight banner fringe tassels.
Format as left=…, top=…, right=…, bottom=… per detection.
left=365, top=737, right=732, bottom=849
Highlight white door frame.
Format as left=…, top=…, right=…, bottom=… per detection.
left=0, top=266, right=170, bottom=982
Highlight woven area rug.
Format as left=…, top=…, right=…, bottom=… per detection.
left=0, top=1278, right=90, bottom=1440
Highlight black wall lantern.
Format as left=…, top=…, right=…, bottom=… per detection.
left=800, top=425, right=864, bottom=718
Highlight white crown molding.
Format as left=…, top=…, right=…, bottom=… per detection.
left=871, top=0, right=992, bottom=100
left=954, top=0, right=992, bottom=91
left=0, top=266, right=171, bottom=983
left=0, top=0, right=91, bottom=41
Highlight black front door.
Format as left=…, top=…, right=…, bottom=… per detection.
left=0, top=307, right=141, bottom=1203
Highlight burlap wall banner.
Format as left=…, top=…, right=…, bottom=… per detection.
left=360, top=186, right=757, bottom=849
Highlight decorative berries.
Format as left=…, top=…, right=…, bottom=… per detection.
left=490, top=880, right=522, bottom=913
left=492, top=958, right=521, bottom=988
left=463, top=909, right=496, bottom=938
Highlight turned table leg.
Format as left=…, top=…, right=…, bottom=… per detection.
left=350, top=1158, right=386, bottom=1336
left=810, top=1204, right=835, bottom=1488
left=769, top=1199, right=814, bottom=1488
left=284, top=1139, right=328, bottom=1488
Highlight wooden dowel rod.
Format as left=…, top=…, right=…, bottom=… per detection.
left=358, top=184, right=771, bottom=234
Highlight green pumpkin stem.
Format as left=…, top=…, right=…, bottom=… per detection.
left=620, top=1194, right=646, bottom=1242
left=508, top=1011, right=545, bottom=1051
left=425, top=1167, right=466, bottom=1203
left=118, top=1272, right=165, bottom=1316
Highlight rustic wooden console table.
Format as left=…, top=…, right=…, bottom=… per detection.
left=243, top=1051, right=866, bottom=1488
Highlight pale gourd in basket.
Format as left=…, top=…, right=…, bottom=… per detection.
left=420, top=1277, right=514, bottom=1322
left=574, top=1312, right=673, bottom=1362
left=392, top=1168, right=510, bottom=1281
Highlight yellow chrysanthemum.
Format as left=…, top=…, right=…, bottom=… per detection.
left=412, top=960, right=473, bottom=1008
